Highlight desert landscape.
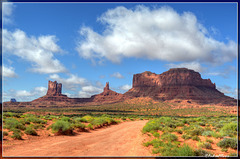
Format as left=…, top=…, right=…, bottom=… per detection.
left=2, top=68, right=238, bottom=157
left=2, top=2, right=237, bottom=157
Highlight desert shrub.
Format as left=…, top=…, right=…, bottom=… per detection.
left=73, top=123, right=86, bottom=131
left=82, top=115, right=94, bottom=122
left=51, top=120, right=73, bottom=135
left=202, top=131, right=213, bottom=137
left=215, top=124, right=224, bottom=128
left=87, top=123, right=93, bottom=130
left=143, top=138, right=164, bottom=148
left=152, top=132, right=160, bottom=138
left=198, top=142, right=212, bottom=149
left=176, top=129, right=183, bottom=134
left=192, top=135, right=201, bottom=141
left=229, top=153, right=237, bottom=156
left=60, top=116, right=71, bottom=122
left=161, top=133, right=178, bottom=142
left=3, top=131, right=8, bottom=137
left=198, top=122, right=205, bottom=126
left=142, top=119, right=162, bottom=133
left=182, top=119, right=189, bottom=124
left=182, top=134, right=191, bottom=140
left=220, top=122, right=237, bottom=137
left=166, top=122, right=176, bottom=128
left=24, top=127, right=38, bottom=136
left=74, top=117, right=88, bottom=123
left=221, top=148, right=228, bottom=152
left=188, top=128, right=203, bottom=136
left=25, top=117, right=46, bottom=124
left=11, top=130, right=23, bottom=140
left=217, top=138, right=237, bottom=149
left=206, top=138, right=213, bottom=143
left=194, top=149, right=212, bottom=156
left=176, top=144, right=195, bottom=156
left=4, top=118, right=26, bottom=130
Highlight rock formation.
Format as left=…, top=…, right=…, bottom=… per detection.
left=5, top=68, right=236, bottom=107
left=125, top=68, right=236, bottom=105
left=91, top=82, right=125, bottom=103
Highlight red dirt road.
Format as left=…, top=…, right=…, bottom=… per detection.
left=3, top=120, right=152, bottom=157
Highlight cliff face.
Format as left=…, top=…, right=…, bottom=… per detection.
left=125, top=68, right=235, bottom=105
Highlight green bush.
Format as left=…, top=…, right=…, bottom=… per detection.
left=82, top=115, right=94, bottom=122
left=87, top=123, right=93, bottom=130
left=217, top=138, right=237, bottom=149
left=206, top=138, right=213, bottom=143
left=142, top=119, right=162, bottom=133
left=220, top=122, right=237, bottom=137
left=3, top=131, right=8, bottom=137
left=176, top=144, right=195, bottom=156
left=161, top=133, right=178, bottom=142
left=24, top=127, right=38, bottom=136
left=194, top=149, right=212, bottom=156
left=202, top=131, right=213, bottom=137
left=73, top=123, right=86, bottom=131
left=152, top=132, right=160, bottom=138
left=4, top=118, right=26, bottom=130
left=60, top=116, right=71, bottom=122
left=51, top=120, right=72, bottom=135
left=25, top=117, right=46, bottom=124
left=11, top=130, right=23, bottom=140
left=229, top=153, right=237, bottom=156
left=192, top=135, right=201, bottom=141
left=176, top=129, right=183, bottom=134
left=221, top=148, right=228, bottom=152
left=182, top=134, right=191, bottom=140
left=198, top=142, right=212, bottom=149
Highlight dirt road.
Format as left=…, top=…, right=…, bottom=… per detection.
left=3, top=120, right=152, bottom=157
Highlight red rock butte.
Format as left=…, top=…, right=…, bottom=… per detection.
left=3, top=68, right=237, bottom=107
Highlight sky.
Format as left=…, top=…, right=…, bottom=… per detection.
left=2, top=2, right=238, bottom=102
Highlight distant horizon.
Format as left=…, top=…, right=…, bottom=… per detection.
left=2, top=2, right=237, bottom=102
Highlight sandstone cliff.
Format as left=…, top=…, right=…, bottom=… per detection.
left=125, top=68, right=236, bottom=105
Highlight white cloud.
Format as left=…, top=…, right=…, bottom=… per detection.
left=49, top=74, right=88, bottom=91
left=78, top=85, right=102, bottom=98
left=76, top=5, right=236, bottom=65
left=166, top=61, right=205, bottom=73
left=119, top=84, right=131, bottom=91
left=110, top=72, right=124, bottom=79
left=2, top=2, right=15, bottom=24
left=2, top=65, right=18, bottom=78
left=3, top=29, right=67, bottom=74
left=3, top=86, right=47, bottom=102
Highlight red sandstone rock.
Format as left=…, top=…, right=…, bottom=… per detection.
left=125, top=68, right=236, bottom=105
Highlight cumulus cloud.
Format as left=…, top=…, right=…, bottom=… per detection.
left=3, top=29, right=67, bottom=74
left=49, top=74, right=88, bottom=91
left=3, top=86, right=47, bottom=102
left=2, top=65, right=18, bottom=78
left=78, top=85, right=102, bottom=98
left=76, top=5, right=236, bottom=65
left=110, top=72, right=124, bottom=79
left=2, top=2, right=15, bottom=24
left=119, top=84, right=132, bottom=91
left=166, top=61, right=205, bottom=73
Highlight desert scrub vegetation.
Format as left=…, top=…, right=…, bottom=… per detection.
left=217, top=138, right=237, bottom=149
left=142, top=116, right=237, bottom=156
left=50, top=120, right=73, bottom=135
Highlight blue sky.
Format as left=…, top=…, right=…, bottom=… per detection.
left=2, top=2, right=237, bottom=102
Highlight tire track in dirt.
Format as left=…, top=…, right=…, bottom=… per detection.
left=3, top=120, right=152, bottom=157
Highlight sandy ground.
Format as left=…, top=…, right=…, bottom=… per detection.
left=3, top=120, right=152, bottom=157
